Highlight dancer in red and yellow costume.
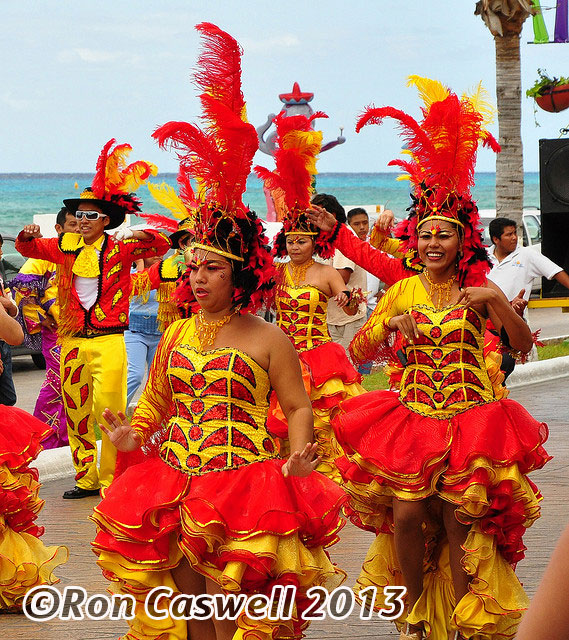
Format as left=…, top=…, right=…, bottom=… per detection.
left=0, top=302, right=68, bottom=611
left=255, top=112, right=365, bottom=483
left=131, top=176, right=202, bottom=329
left=310, top=79, right=550, bottom=640
left=16, top=141, right=170, bottom=498
left=92, top=23, right=346, bottom=640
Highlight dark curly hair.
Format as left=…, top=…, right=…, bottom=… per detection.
left=174, top=208, right=276, bottom=315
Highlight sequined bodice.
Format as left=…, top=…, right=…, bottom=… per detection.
left=400, top=305, right=495, bottom=417
left=160, top=346, right=279, bottom=475
left=276, top=283, right=331, bottom=352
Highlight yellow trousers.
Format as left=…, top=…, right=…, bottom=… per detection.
left=60, top=334, right=126, bottom=490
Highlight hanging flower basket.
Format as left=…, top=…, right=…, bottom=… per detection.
left=527, top=70, right=569, bottom=114
left=535, top=84, right=569, bottom=113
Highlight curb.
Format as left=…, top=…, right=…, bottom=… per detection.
left=506, top=355, right=569, bottom=389
left=35, top=357, right=569, bottom=483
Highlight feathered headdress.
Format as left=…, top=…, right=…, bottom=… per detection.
left=63, top=139, right=157, bottom=229
left=152, top=22, right=275, bottom=313
left=357, top=75, right=500, bottom=287
left=255, top=111, right=334, bottom=258
left=140, top=166, right=198, bottom=248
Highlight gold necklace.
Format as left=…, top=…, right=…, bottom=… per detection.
left=287, top=258, right=314, bottom=286
left=423, top=271, right=456, bottom=310
left=196, top=309, right=236, bottom=351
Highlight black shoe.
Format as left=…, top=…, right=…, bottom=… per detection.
left=62, top=486, right=100, bottom=499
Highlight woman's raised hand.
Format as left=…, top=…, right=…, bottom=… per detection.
left=101, top=409, right=142, bottom=452
left=306, top=205, right=337, bottom=232
left=282, top=442, right=320, bottom=477
left=374, top=209, right=395, bottom=232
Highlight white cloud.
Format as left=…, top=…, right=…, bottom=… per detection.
left=240, top=34, right=300, bottom=53
left=2, top=91, right=33, bottom=110
left=57, top=49, right=143, bottom=66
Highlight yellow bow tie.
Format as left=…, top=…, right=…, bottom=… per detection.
left=72, top=237, right=104, bottom=278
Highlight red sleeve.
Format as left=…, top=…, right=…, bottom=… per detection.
left=334, top=224, right=407, bottom=287
left=15, top=234, right=64, bottom=263
left=122, top=230, right=171, bottom=261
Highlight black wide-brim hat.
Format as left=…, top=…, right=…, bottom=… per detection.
left=63, top=189, right=127, bottom=230
left=169, top=217, right=194, bottom=249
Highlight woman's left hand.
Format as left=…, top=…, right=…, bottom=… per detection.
left=282, top=442, right=320, bottom=477
left=334, top=291, right=349, bottom=308
left=457, top=286, right=497, bottom=308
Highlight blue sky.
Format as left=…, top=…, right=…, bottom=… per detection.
left=2, top=1, right=569, bottom=173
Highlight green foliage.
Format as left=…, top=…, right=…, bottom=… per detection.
left=362, top=369, right=389, bottom=391
left=526, top=69, right=569, bottom=98
left=537, top=340, right=569, bottom=361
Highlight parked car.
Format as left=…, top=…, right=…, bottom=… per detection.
left=0, top=235, right=46, bottom=369
left=478, top=208, right=541, bottom=251
left=478, top=209, right=542, bottom=293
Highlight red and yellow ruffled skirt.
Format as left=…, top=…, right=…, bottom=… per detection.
left=92, top=455, right=347, bottom=639
left=333, top=390, right=550, bottom=639
left=0, top=406, right=68, bottom=610
left=268, top=341, right=365, bottom=483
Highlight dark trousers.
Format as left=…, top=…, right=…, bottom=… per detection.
left=0, top=341, right=16, bottom=406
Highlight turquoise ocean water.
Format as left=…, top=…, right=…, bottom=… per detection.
left=0, top=172, right=540, bottom=238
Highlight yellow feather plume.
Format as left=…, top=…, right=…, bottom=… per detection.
left=463, top=81, right=496, bottom=126
left=104, top=144, right=158, bottom=193
left=147, top=182, right=190, bottom=220
left=407, top=75, right=449, bottom=108
left=281, top=129, right=323, bottom=177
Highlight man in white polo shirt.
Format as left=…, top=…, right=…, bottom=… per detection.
left=488, top=217, right=569, bottom=311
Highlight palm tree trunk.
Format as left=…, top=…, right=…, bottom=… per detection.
left=494, top=32, right=524, bottom=228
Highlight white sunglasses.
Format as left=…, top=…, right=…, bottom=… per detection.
left=74, top=210, right=108, bottom=221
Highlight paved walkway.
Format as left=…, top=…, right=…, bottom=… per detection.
left=4, top=379, right=569, bottom=640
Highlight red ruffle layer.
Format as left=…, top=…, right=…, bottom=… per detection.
left=335, top=391, right=549, bottom=482
left=0, top=406, right=52, bottom=469
left=334, top=390, right=550, bottom=564
left=267, top=341, right=360, bottom=438
left=94, top=456, right=347, bottom=570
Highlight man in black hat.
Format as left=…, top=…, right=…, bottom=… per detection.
left=17, top=189, right=170, bottom=499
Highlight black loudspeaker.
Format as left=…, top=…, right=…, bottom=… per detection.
left=539, top=138, right=569, bottom=297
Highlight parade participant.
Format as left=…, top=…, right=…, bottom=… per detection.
left=124, top=253, right=165, bottom=408
left=16, top=140, right=170, bottom=499
left=132, top=176, right=200, bottom=330
left=313, top=78, right=551, bottom=640
left=0, top=302, right=68, bottom=611
left=255, top=111, right=365, bottom=483
left=10, top=207, right=79, bottom=448
left=92, top=23, right=346, bottom=640
left=488, top=216, right=569, bottom=307
left=0, top=234, right=18, bottom=406
left=126, top=216, right=195, bottom=407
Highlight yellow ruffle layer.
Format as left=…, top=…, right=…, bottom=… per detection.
left=348, top=461, right=541, bottom=638
left=311, top=376, right=365, bottom=485
left=0, top=526, right=69, bottom=610
left=0, top=464, right=68, bottom=610
left=343, top=456, right=542, bottom=533
left=355, top=525, right=528, bottom=639
left=95, top=519, right=345, bottom=639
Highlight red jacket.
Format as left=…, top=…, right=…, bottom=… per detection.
left=16, top=230, right=171, bottom=338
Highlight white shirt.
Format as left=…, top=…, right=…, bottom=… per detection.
left=74, top=246, right=101, bottom=310
left=75, top=277, right=98, bottom=310
left=327, top=250, right=367, bottom=326
left=488, top=245, right=561, bottom=301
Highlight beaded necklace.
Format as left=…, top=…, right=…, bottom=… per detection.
left=287, top=258, right=314, bottom=287
left=423, top=270, right=456, bottom=310
left=196, top=308, right=236, bottom=351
